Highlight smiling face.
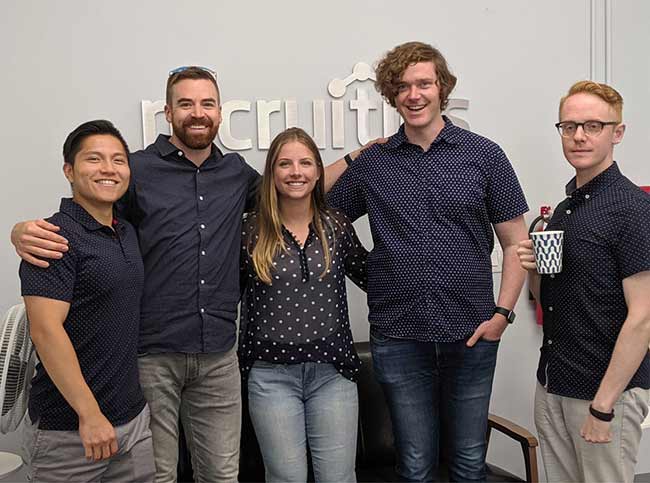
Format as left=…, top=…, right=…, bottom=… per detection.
left=272, top=140, right=320, bottom=204
left=394, top=61, right=443, bottom=137
left=559, top=92, right=625, bottom=184
left=63, top=134, right=130, bottom=209
left=165, top=78, right=222, bottom=151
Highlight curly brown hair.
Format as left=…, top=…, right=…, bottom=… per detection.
left=375, top=41, right=457, bottom=110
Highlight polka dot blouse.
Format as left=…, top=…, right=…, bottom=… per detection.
left=239, top=210, right=368, bottom=382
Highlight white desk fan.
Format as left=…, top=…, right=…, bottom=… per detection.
left=0, top=304, right=37, bottom=479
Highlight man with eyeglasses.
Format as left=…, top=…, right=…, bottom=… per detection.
left=10, top=66, right=353, bottom=482
left=518, top=80, right=650, bottom=483
left=327, top=41, right=529, bottom=482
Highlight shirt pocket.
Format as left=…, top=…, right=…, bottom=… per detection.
left=430, top=174, right=486, bottom=219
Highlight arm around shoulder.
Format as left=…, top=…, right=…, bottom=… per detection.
left=11, top=219, right=68, bottom=268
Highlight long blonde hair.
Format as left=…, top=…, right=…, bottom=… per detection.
left=251, top=127, right=333, bottom=284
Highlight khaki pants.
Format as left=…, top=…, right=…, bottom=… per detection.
left=23, top=405, right=155, bottom=483
left=535, top=383, right=650, bottom=483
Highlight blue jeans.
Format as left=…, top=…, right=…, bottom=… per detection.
left=370, top=328, right=499, bottom=482
left=247, top=361, right=358, bottom=483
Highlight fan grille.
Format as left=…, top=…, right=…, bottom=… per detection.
left=0, top=304, right=35, bottom=433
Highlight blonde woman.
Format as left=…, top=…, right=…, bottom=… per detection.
left=239, top=128, right=367, bottom=483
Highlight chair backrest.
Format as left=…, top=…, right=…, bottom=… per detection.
left=354, top=341, right=396, bottom=468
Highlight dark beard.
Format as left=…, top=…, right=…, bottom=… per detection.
left=173, top=119, right=219, bottom=150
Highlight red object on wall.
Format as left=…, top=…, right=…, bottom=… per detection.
left=531, top=206, right=552, bottom=326
left=533, top=188, right=648, bottom=326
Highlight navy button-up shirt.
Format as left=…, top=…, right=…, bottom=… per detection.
left=538, top=163, right=650, bottom=400
left=20, top=198, right=146, bottom=430
left=327, top=117, right=528, bottom=342
left=119, top=135, right=260, bottom=354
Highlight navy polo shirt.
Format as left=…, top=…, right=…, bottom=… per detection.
left=20, top=198, right=146, bottom=430
left=538, top=163, right=650, bottom=400
left=118, top=135, right=260, bottom=354
left=327, top=116, right=528, bottom=342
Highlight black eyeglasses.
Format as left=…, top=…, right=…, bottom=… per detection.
left=168, top=66, right=217, bottom=79
left=555, top=120, right=619, bottom=138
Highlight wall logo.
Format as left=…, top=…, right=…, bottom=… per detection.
left=141, top=62, right=470, bottom=150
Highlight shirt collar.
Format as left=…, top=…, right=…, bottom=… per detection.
left=384, top=115, right=462, bottom=151
left=59, top=198, right=106, bottom=232
left=565, top=162, right=622, bottom=198
left=153, top=134, right=223, bottom=162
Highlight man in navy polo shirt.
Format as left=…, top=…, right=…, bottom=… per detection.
left=11, top=67, right=353, bottom=482
left=19, top=120, right=154, bottom=482
left=518, top=81, right=650, bottom=483
left=328, top=41, right=529, bottom=481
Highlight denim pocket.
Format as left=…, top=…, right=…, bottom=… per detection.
left=252, top=360, right=279, bottom=369
left=369, top=326, right=392, bottom=344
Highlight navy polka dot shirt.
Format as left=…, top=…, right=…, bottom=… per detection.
left=239, top=210, right=367, bottom=381
left=20, top=198, right=146, bottom=430
left=327, top=116, right=528, bottom=342
left=538, top=162, right=650, bottom=400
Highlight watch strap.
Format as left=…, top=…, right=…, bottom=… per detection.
left=589, top=404, right=614, bottom=422
left=494, top=306, right=515, bottom=324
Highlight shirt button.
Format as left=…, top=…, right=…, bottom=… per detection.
left=200, top=308, right=205, bottom=314
left=550, top=274, right=555, bottom=279
left=565, top=209, right=572, bottom=214
left=177, top=151, right=183, bottom=157
left=201, top=250, right=206, bottom=256
left=548, top=339, right=553, bottom=345
left=200, top=224, right=206, bottom=229
left=585, top=194, right=590, bottom=199
left=200, top=279, right=205, bottom=285
left=199, top=195, right=204, bottom=201
left=548, top=306, right=554, bottom=311
left=197, top=169, right=200, bottom=174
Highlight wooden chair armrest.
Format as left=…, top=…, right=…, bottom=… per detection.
left=488, top=413, right=538, bottom=447
left=487, top=413, right=539, bottom=483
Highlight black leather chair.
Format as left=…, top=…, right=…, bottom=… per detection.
left=178, top=341, right=539, bottom=482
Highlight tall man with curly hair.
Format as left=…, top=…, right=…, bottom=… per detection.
left=328, top=41, right=529, bottom=481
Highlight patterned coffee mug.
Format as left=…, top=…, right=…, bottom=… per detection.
left=530, top=230, right=564, bottom=274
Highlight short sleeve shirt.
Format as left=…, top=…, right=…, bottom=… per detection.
left=327, top=117, right=528, bottom=342
left=538, top=162, right=650, bottom=400
left=239, top=210, right=367, bottom=381
left=20, top=198, right=146, bottom=430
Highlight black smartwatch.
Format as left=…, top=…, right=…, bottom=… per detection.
left=494, top=306, right=516, bottom=324
left=589, top=404, right=615, bottom=422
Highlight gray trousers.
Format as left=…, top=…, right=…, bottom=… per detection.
left=22, top=405, right=155, bottom=482
left=535, top=383, right=650, bottom=483
left=138, top=349, right=242, bottom=483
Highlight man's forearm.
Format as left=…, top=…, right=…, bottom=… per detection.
left=496, top=244, right=527, bottom=309
left=324, top=157, right=348, bottom=193
left=28, top=311, right=101, bottom=419
left=592, top=315, right=650, bottom=412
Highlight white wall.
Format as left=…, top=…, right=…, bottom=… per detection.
left=1, top=1, right=649, bottom=480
